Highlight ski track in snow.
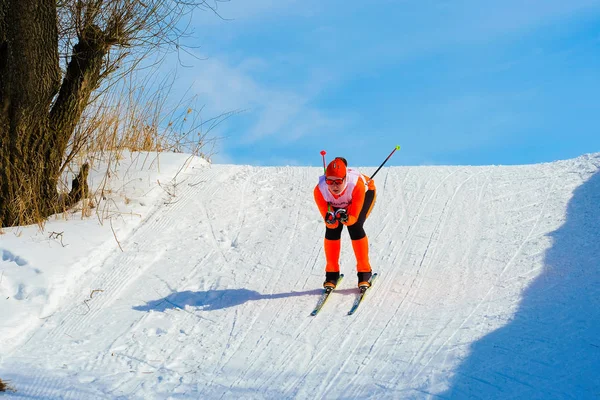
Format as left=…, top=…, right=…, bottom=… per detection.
left=1, top=155, right=600, bottom=399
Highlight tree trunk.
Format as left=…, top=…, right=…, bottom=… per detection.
left=0, top=0, right=61, bottom=227
left=0, top=0, right=107, bottom=227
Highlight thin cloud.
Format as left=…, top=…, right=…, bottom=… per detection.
left=191, top=0, right=320, bottom=26
left=189, top=55, right=347, bottom=144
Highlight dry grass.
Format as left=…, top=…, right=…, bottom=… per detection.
left=51, top=69, right=234, bottom=229
left=62, top=70, right=232, bottom=170
left=0, top=377, right=15, bottom=392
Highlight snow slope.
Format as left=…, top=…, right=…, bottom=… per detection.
left=1, top=152, right=599, bottom=399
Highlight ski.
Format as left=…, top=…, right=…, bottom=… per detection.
left=347, top=273, right=378, bottom=315
left=310, top=274, right=344, bottom=316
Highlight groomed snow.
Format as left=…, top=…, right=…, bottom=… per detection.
left=1, top=151, right=599, bottom=399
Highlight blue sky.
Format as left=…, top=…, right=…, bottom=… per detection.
left=160, top=0, right=600, bottom=167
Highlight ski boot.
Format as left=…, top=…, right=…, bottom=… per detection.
left=357, top=271, right=372, bottom=289
left=323, top=271, right=340, bottom=290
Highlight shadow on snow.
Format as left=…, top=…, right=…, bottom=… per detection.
left=133, top=287, right=357, bottom=312
left=0, top=374, right=105, bottom=400
left=441, top=167, right=600, bottom=399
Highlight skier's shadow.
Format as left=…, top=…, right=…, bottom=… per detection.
left=133, top=288, right=356, bottom=312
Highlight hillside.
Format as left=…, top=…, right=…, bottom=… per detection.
left=1, top=152, right=599, bottom=399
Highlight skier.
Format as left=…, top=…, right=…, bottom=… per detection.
left=314, top=157, right=376, bottom=290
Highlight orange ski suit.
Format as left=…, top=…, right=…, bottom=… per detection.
left=314, top=172, right=376, bottom=274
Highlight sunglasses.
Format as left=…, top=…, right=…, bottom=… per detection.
left=325, top=177, right=345, bottom=185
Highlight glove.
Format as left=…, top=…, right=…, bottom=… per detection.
left=324, top=211, right=339, bottom=229
left=325, top=211, right=336, bottom=224
left=335, top=208, right=348, bottom=223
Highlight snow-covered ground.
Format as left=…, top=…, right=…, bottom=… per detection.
left=1, top=151, right=599, bottom=399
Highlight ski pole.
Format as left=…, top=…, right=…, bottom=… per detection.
left=369, top=145, right=400, bottom=181
left=320, top=150, right=327, bottom=174
left=319, top=150, right=334, bottom=216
